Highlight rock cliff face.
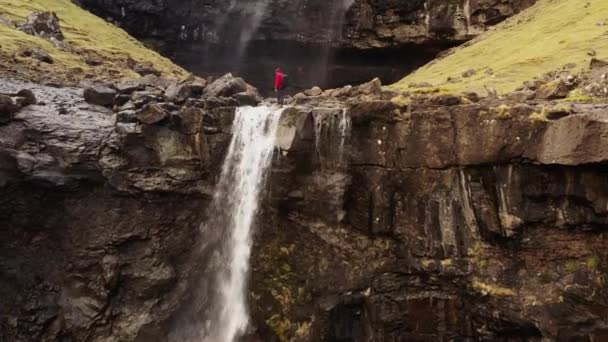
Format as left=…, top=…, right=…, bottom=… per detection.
left=2, top=74, right=607, bottom=341
left=75, top=0, right=535, bottom=91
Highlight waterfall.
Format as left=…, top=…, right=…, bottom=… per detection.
left=312, top=109, right=352, bottom=222
left=314, top=109, right=351, bottom=171
left=201, top=105, right=282, bottom=342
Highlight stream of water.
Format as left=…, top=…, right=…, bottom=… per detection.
left=203, top=105, right=282, bottom=342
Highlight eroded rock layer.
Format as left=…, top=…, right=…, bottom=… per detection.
left=1, top=75, right=607, bottom=341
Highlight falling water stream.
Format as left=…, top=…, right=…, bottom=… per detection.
left=203, top=105, right=283, bottom=342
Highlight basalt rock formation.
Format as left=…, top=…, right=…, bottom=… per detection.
left=75, top=0, right=535, bottom=91
left=2, top=64, right=608, bottom=341
left=76, top=0, right=535, bottom=49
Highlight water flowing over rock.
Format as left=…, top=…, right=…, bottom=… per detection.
left=3, top=69, right=608, bottom=341
left=172, top=106, right=283, bottom=342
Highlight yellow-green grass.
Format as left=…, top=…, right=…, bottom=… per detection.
left=391, top=0, right=608, bottom=95
left=0, top=0, right=186, bottom=81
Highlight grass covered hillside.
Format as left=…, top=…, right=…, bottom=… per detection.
left=392, top=0, right=608, bottom=95
left=0, top=0, right=186, bottom=83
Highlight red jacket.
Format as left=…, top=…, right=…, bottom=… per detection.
left=275, top=72, right=284, bottom=90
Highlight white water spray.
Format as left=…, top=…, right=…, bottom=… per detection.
left=204, top=105, right=282, bottom=342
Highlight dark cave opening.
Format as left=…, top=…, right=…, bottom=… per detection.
left=164, top=40, right=456, bottom=96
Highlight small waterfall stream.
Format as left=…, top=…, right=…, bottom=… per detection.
left=203, top=105, right=283, bottom=342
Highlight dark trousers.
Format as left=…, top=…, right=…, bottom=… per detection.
left=276, top=89, right=285, bottom=106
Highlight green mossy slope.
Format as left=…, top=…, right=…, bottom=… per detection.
left=392, top=0, right=608, bottom=94
left=0, top=0, right=186, bottom=83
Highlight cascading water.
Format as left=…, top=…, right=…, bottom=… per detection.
left=312, top=109, right=352, bottom=222
left=185, top=105, right=282, bottom=342
left=314, top=109, right=351, bottom=171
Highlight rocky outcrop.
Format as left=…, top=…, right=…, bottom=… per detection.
left=2, top=72, right=608, bottom=342
left=0, top=76, right=238, bottom=341
left=253, top=93, right=608, bottom=341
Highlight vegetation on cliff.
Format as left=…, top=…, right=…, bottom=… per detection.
left=393, top=0, right=608, bottom=94
left=0, top=0, right=186, bottom=84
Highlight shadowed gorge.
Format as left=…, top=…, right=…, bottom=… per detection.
left=74, top=0, right=534, bottom=91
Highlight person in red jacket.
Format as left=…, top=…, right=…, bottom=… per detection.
left=274, top=67, right=286, bottom=106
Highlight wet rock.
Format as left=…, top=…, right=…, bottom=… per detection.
left=83, top=85, right=116, bottom=107
left=233, top=92, right=258, bottom=106
left=16, top=46, right=54, bottom=64
left=137, top=103, right=167, bottom=124
left=18, top=11, right=64, bottom=41
left=171, top=107, right=204, bottom=135
left=204, top=73, right=248, bottom=98
left=114, top=94, right=131, bottom=106
left=116, top=109, right=138, bottom=123
left=131, top=90, right=163, bottom=107
left=304, top=86, right=323, bottom=97
left=0, top=95, right=18, bottom=124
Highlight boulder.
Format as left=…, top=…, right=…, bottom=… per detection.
left=83, top=85, right=117, bottom=107
left=535, top=79, right=571, bottom=100
left=590, top=58, right=608, bottom=70
left=115, top=80, right=141, bottom=95
left=138, top=74, right=172, bottom=90
left=179, top=74, right=208, bottom=94
left=16, top=46, right=53, bottom=64
left=304, top=86, right=323, bottom=97
left=19, top=11, right=64, bottom=41
left=133, top=62, right=161, bottom=77
left=17, top=89, right=36, bottom=106
left=233, top=92, right=258, bottom=106
left=204, top=73, right=248, bottom=98
left=164, top=82, right=192, bottom=104
left=171, top=107, right=204, bottom=135
left=507, top=90, right=535, bottom=102
left=131, top=91, right=163, bottom=108
left=137, top=104, right=167, bottom=124
left=356, top=77, right=382, bottom=95
left=116, top=110, right=138, bottom=123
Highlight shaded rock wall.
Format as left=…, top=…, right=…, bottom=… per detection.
left=2, top=77, right=608, bottom=341
left=251, top=99, right=608, bottom=341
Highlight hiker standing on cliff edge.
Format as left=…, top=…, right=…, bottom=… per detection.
left=275, top=67, right=288, bottom=107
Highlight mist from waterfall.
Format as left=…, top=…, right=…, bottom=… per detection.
left=197, top=0, right=355, bottom=91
